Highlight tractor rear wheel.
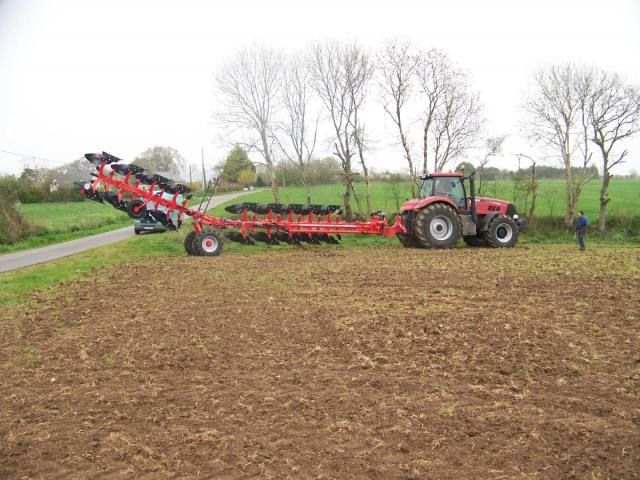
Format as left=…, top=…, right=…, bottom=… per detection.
left=397, top=232, right=421, bottom=248
left=463, top=235, right=488, bottom=247
left=184, top=231, right=198, bottom=255
left=397, top=212, right=421, bottom=248
left=483, top=215, right=518, bottom=247
left=414, top=203, right=462, bottom=248
left=195, top=230, right=224, bottom=256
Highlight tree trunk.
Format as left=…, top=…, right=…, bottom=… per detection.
left=396, top=106, right=417, bottom=197
left=303, top=173, right=311, bottom=205
left=360, top=162, right=372, bottom=216
left=422, top=124, right=429, bottom=174
left=598, top=171, right=611, bottom=232
left=528, top=162, right=537, bottom=224
left=350, top=181, right=364, bottom=218
left=343, top=179, right=353, bottom=220
left=269, top=167, right=280, bottom=203
left=563, top=150, right=575, bottom=228
left=261, top=133, right=279, bottom=203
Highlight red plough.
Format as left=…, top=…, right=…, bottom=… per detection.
left=76, top=152, right=406, bottom=256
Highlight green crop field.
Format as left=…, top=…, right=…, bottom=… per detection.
left=482, top=179, right=640, bottom=219
left=207, top=179, right=640, bottom=219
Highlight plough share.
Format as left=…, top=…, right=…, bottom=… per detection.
left=76, top=152, right=406, bottom=256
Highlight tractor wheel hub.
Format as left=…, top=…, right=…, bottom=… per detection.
left=495, top=223, right=514, bottom=243
left=430, top=215, right=453, bottom=241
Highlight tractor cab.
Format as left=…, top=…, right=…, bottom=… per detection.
left=418, top=173, right=468, bottom=211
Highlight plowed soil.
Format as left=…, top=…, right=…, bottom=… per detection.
left=1, top=245, right=639, bottom=479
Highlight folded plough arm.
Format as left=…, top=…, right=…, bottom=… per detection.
left=77, top=152, right=406, bottom=256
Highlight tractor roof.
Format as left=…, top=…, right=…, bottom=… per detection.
left=420, top=172, right=463, bottom=179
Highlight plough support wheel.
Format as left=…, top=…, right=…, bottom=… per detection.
left=126, top=199, right=147, bottom=219
left=184, top=231, right=198, bottom=255
left=195, top=231, right=224, bottom=256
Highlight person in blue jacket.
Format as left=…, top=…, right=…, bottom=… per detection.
left=575, top=210, right=588, bottom=251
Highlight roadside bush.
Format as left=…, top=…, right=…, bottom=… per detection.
left=524, top=215, right=639, bottom=243
left=43, top=187, right=84, bottom=203
left=0, top=193, right=30, bottom=244
left=216, top=182, right=243, bottom=193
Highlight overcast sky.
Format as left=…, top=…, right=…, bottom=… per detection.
left=0, top=0, right=639, bottom=177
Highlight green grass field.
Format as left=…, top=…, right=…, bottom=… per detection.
left=1, top=191, right=213, bottom=254
left=19, top=201, right=130, bottom=232
left=3, top=178, right=638, bottom=255
left=481, top=179, right=640, bottom=219
left=1, top=202, right=132, bottom=254
left=207, top=179, right=640, bottom=220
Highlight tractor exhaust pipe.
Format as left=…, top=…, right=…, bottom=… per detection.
left=468, top=172, right=477, bottom=225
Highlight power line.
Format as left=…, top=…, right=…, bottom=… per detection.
left=0, top=147, right=64, bottom=165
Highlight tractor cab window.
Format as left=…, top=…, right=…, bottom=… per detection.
left=435, top=177, right=466, bottom=210
left=419, top=178, right=434, bottom=198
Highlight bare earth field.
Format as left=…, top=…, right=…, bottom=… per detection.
left=1, top=245, right=639, bottom=479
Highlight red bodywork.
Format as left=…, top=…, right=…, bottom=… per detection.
left=399, top=170, right=512, bottom=217
left=88, top=158, right=406, bottom=240
left=400, top=195, right=511, bottom=215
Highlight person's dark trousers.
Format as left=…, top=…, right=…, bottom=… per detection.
left=578, top=233, right=585, bottom=250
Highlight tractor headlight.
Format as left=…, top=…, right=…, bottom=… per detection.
left=513, top=214, right=519, bottom=219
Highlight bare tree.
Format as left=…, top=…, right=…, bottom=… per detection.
left=586, top=70, right=640, bottom=231
left=416, top=49, right=483, bottom=173
left=378, top=39, right=419, bottom=196
left=514, top=153, right=538, bottom=223
left=345, top=44, right=375, bottom=216
left=215, top=46, right=282, bottom=202
left=524, top=64, right=594, bottom=227
left=477, top=136, right=505, bottom=196
left=274, top=54, right=319, bottom=205
left=308, top=41, right=365, bottom=219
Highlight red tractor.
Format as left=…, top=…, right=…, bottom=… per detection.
left=397, top=171, right=526, bottom=248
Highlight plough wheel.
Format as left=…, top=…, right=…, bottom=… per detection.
left=195, top=230, right=224, bottom=256
left=184, top=231, right=198, bottom=255
left=126, top=199, right=147, bottom=219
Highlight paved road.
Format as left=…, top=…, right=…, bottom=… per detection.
left=0, top=190, right=255, bottom=274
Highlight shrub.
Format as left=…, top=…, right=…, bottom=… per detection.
left=0, top=193, right=30, bottom=244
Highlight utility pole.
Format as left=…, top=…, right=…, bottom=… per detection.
left=188, top=164, right=192, bottom=184
left=201, top=148, right=206, bottom=190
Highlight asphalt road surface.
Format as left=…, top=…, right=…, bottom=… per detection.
left=0, top=190, right=255, bottom=274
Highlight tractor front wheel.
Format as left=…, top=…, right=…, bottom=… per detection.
left=415, top=204, right=462, bottom=248
left=483, top=215, right=518, bottom=247
left=195, top=230, right=224, bottom=256
left=184, top=231, right=198, bottom=255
